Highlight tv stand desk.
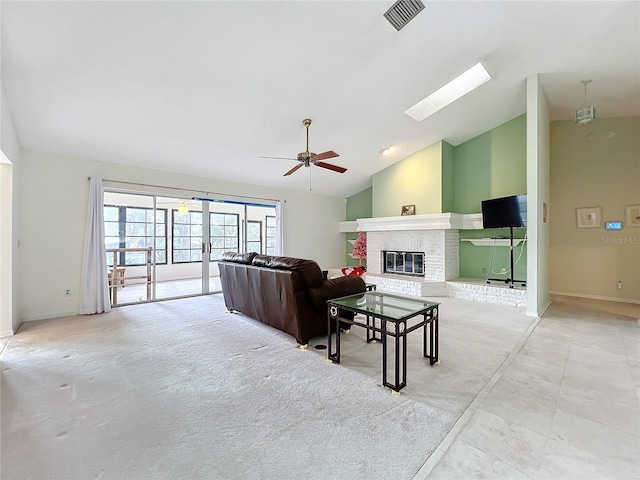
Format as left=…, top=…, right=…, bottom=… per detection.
left=485, top=226, right=527, bottom=288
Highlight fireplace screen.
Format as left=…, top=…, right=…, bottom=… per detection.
left=384, top=251, right=424, bottom=276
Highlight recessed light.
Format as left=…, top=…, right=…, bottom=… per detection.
left=380, top=147, right=396, bottom=155
left=380, top=146, right=396, bottom=156
left=404, top=62, right=491, bottom=122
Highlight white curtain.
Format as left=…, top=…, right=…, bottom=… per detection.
left=79, top=176, right=111, bottom=314
left=275, top=199, right=285, bottom=255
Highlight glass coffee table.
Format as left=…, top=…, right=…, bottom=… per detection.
left=327, top=291, right=439, bottom=393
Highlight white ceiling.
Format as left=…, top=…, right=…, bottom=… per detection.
left=2, top=1, right=639, bottom=198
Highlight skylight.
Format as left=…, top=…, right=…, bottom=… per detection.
left=404, top=62, right=491, bottom=121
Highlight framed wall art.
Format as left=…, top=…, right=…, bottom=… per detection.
left=625, top=204, right=640, bottom=228
left=576, top=206, right=602, bottom=228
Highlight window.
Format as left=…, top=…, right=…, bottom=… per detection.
left=104, top=205, right=167, bottom=266
left=246, top=220, right=262, bottom=253
left=209, top=212, right=239, bottom=261
left=266, top=215, right=276, bottom=255
left=172, top=210, right=203, bottom=263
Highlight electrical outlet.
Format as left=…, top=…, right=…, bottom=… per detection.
left=64, top=289, right=71, bottom=297
left=500, top=268, right=507, bottom=274
left=482, top=267, right=487, bottom=275
left=617, top=281, right=623, bottom=290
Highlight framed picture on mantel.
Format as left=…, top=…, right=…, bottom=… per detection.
left=401, top=205, right=415, bottom=216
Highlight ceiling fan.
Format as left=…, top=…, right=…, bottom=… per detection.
left=261, top=118, right=347, bottom=176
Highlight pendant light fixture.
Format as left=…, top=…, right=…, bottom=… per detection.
left=575, top=79, right=596, bottom=124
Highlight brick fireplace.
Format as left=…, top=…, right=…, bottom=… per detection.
left=352, top=213, right=478, bottom=297
left=339, top=213, right=526, bottom=306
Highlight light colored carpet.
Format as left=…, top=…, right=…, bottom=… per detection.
left=1, top=294, right=535, bottom=479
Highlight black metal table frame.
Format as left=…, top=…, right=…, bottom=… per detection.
left=327, top=295, right=439, bottom=393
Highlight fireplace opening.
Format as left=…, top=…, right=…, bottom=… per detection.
left=383, top=251, right=424, bottom=276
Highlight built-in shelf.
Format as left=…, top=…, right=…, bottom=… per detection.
left=461, top=238, right=526, bottom=247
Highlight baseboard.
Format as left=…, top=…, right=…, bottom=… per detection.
left=525, top=298, right=551, bottom=318
left=551, top=291, right=640, bottom=305
left=20, top=311, right=76, bottom=322
left=0, top=329, right=15, bottom=337
left=539, top=299, right=552, bottom=316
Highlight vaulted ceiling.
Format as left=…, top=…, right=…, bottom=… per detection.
left=2, top=1, right=638, bottom=197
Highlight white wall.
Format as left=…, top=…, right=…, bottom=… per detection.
left=16, top=150, right=347, bottom=321
left=1, top=86, right=22, bottom=335
left=526, top=74, right=551, bottom=317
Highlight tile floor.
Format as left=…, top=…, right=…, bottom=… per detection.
left=421, top=295, right=640, bottom=480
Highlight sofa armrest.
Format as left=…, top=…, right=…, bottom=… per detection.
left=306, top=275, right=366, bottom=311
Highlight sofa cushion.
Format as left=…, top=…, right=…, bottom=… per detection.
left=251, top=255, right=323, bottom=288
left=251, top=254, right=274, bottom=268
left=222, top=251, right=258, bottom=264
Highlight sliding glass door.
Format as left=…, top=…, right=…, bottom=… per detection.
left=104, top=190, right=279, bottom=306
left=156, top=196, right=206, bottom=300
left=206, top=201, right=277, bottom=293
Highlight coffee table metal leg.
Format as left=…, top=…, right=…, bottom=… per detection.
left=423, top=314, right=428, bottom=358
left=381, top=321, right=407, bottom=393
left=382, top=320, right=387, bottom=388
left=394, top=330, right=400, bottom=391
left=422, top=312, right=439, bottom=365
left=433, top=316, right=439, bottom=364
left=327, top=309, right=341, bottom=364
left=335, top=319, right=341, bottom=363
left=401, top=323, right=407, bottom=388
left=366, top=315, right=382, bottom=343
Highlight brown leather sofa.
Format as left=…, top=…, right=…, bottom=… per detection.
left=218, top=252, right=366, bottom=345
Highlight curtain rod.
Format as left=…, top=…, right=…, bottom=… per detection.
left=87, top=176, right=280, bottom=204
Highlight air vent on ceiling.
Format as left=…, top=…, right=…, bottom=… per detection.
left=384, top=0, right=425, bottom=31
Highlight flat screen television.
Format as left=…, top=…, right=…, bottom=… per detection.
left=481, top=194, right=527, bottom=229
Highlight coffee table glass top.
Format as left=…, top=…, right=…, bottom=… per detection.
left=329, top=291, right=439, bottom=321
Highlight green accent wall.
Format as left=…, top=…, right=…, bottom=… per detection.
left=346, top=187, right=372, bottom=221
left=458, top=229, right=528, bottom=280
left=455, top=114, right=527, bottom=279
left=372, top=141, right=444, bottom=217
left=453, top=114, right=527, bottom=214
left=345, top=187, right=372, bottom=266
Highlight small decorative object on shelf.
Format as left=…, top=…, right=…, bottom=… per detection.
left=341, top=266, right=366, bottom=276
left=352, top=231, right=367, bottom=266
left=401, top=204, right=415, bottom=216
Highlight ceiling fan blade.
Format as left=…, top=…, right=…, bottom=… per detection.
left=312, top=150, right=339, bottom=161
left=260, top=156, right=297, bottom=161
left=316, top=162, right=347, bottom=174
left=283, top=163, right=304, bottom=176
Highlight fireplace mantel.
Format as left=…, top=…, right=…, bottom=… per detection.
left=338, top=213, right=482, bottom=233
